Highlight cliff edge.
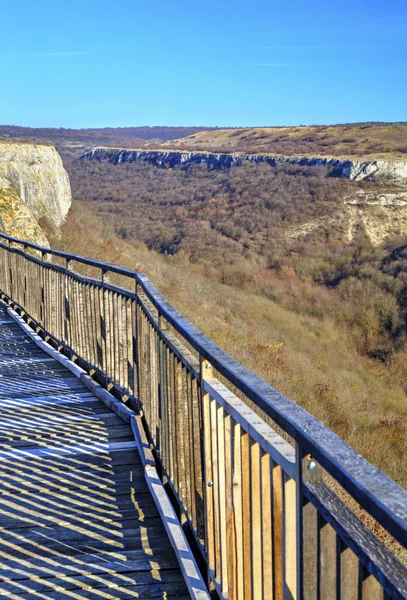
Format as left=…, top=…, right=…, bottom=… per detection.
left=82, top=147, right=407, bottom=185
left=0, top=142, right=71, bottom=229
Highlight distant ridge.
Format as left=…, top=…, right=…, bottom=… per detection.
left=163, top=123, right=407, bottom=160
left=2, top=122, right=407, bottom=158
left=0, top=124, right=218, bottom=148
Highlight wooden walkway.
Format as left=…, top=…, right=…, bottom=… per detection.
left=1, top=235, right=407, bottom=600
left=0, top=307, right=189, bottom=599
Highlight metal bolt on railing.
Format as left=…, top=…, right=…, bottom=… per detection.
left=307, top=458, right=317, bottom=471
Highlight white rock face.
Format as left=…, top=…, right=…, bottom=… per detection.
left=0, top=142, right=71, bottom=227
left=343, top=160, right=407, bottom=183
left=345, top=191, right=407, bottom=206
left=0, top=176, right=49, bottom=246
left=82, top=148, right=407, bottom=185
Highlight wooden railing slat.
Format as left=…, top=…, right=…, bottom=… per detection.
left=242, top=431, right=252, bottom=600
left=340, top=545, right=359, bottom=600
left=272, top=462, right=284, bottom=600
left=251, top=439, right=262, bottom=599
left=233, top=420, right=245, bottom=600
left=319, top=518, right=337, bottom=600
left=202, top=360, right=215, bottom=578
left=211, top=394, right=221, bottom=582
left=224, top=414, right=235, bottom=599
left=284, top=473, right=297, bottom=599
left=301, top=449, right=324, bottom=600
left=261, top=450, right=273, bottom=600
left=217, top=404, right=228, bottom=595
left=362, top=571, right=384, bottom=600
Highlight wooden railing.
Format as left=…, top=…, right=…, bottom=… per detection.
left=0, top=232, right=406, bottom=600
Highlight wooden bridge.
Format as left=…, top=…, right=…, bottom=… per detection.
left=0, top=232, right=406, bottom=600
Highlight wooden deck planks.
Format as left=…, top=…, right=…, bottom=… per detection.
left=0, top=308, right=189, bottom=598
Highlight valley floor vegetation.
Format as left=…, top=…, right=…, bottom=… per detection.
left=44, top=156, right=407, bottom=499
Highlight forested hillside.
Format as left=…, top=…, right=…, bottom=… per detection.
left=64, top=157, right=407, bottom=366
left=70, top=160, right=350, bottom=260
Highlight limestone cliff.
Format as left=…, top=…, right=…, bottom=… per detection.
left=0, top=142, right=71, bottom=228
left=82, top=147, right=407, bottom=185
left=0, top=176, right=49, bottom=246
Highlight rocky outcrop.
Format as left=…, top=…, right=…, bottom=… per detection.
left=346, top=203, right=407, bottom=247
left=344, top=191, right=407, bottom=207
left=0, top=176, right=49, bottom=246
left=0, top=142, right=71, bottom=227
left=82, top=147, right=407, bottom=185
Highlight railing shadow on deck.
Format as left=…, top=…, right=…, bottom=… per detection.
left=0, top=311, right=185, bottom=597
left=0, top=433, right=178, bottom=596
left=0, top=232, right=406, bottom=600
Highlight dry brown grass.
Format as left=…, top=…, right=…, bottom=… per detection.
left=163, top=123, right=407, bottom=159
left=47, top=201, right=407, bottom=492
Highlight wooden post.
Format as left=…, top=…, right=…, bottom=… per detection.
left=64, top=259, right=71, bottom=347
left=101, top=269, right=109, bottom=387
left=201, top=358, right=215, bottom=589
left=23, top=245, right=27, bottom=310
left=40, top=251, right=47, bottom=328
left=157, top=312, right=167, bottom=458
left=298, top=448, right=324, bottom=600
left=134, top=282, right=141, bottom=402
left=192, top=373, right=205, bottom=541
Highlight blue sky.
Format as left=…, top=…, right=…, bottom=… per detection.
left=0, top=0, right=406, bottom=128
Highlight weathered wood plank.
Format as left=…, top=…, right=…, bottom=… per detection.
left=0, top=576, right=188, bottom=599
